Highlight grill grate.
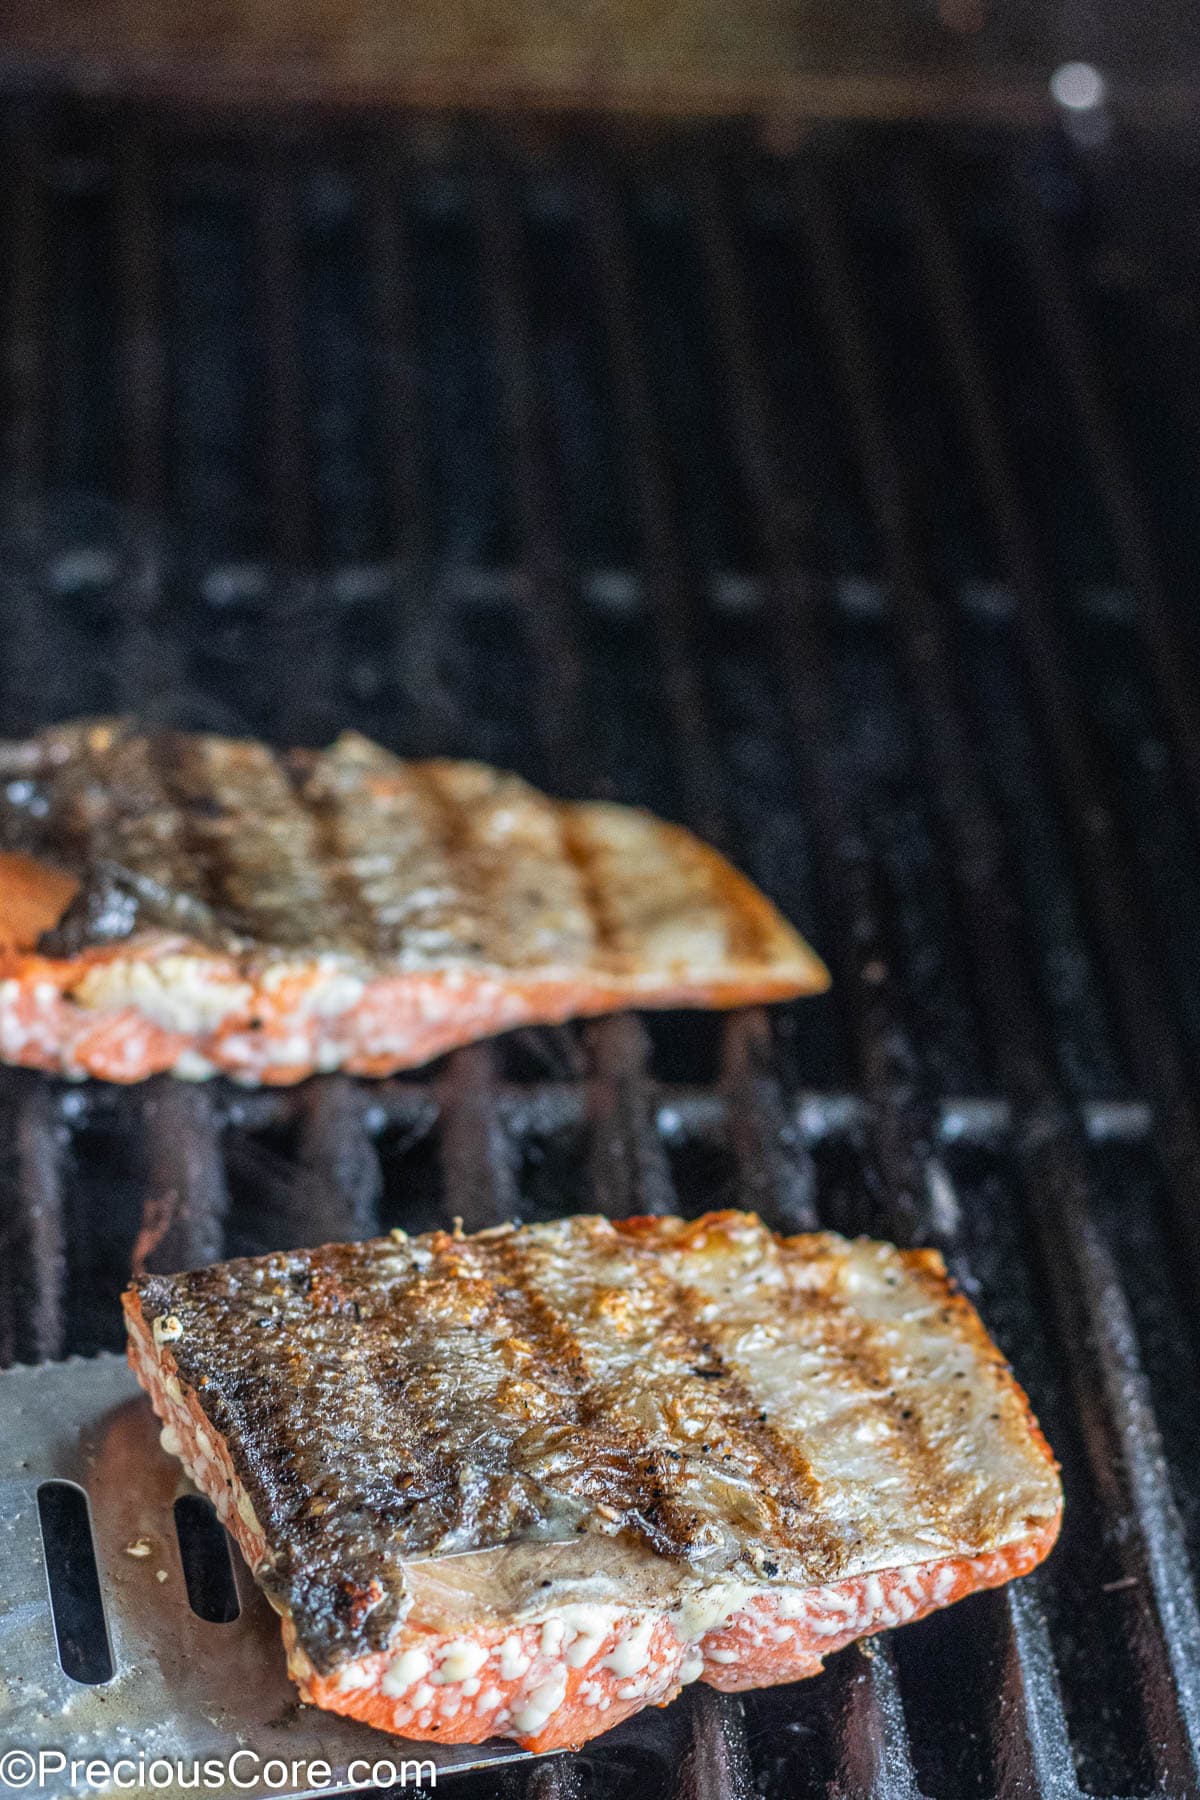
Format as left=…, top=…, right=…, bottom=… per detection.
left=1, top=99, right=1200, bottom=1800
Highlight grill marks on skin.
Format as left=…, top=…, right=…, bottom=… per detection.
left=36, top=722, right=191, bottom=891
left=404, top=759, right=499, bottom=965
left=635, top=1222, right=1039, bottom=1569
left=28, top=727, right=233, bottom=950
left=674, top=833, right=772, bottom=971
left=0, top=718, right=827, bottom=980
left=557, top=812, right=621, bottom=969
left=564, top=808, right=738, bottom=980
left=411, top=758, right=603, bottom=974
left=149, top=734, right=233, bottom=923
left=126, top=1214, right=1063, bottom=1681
left=655, top=1275, right=839, bottom=1566
left=770, top=1273, right=954, bottom=1553
left=514, top=1230, right=840, bottom=1570
left=895, top=1256, right=1031, bottom=1541
left=147, top=1241, right=536, bottom=1654
left=676, top=1231, right=957, bottom=1555
left=193, top=737, right=333, bottom=947
left=280, top=746, right=381, bottom=956
left=301, top=742, right=469, bottom=960
left=83, top=730, right=188, bottom=892
left=462, top=1230, right=819, bottom=1567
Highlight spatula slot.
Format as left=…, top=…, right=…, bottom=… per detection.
left=173, top=1494, right=241, bottom=1623
left=36, top=1480, right=114, bottom=1685
left=4, top=1350, right=535, bottom=1788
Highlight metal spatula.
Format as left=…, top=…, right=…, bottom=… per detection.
left=0, top=1355, right=528, bottom=1800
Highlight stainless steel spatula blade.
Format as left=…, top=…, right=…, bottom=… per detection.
left=0, top=1355, right=529, bottom=1800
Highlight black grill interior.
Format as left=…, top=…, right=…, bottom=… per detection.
left=2, top=100, right=1200, bottom=1800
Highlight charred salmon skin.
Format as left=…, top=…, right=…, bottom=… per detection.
left=0, top=719, right=827, bottom=1084
left=124, top=1211, right=1062, bottom=1752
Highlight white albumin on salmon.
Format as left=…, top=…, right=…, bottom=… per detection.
left=0, top=719, right=828, bottom=1084
left=124, top=1212, right=1062, bottom=1752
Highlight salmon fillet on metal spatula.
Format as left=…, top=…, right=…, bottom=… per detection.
left=0, top=718, right=828, bottom=1084
left=124, top=1210, right=1063, bottom=1753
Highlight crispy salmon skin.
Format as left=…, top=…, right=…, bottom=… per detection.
left=124, top=1211, right=1061, bottom=1752
left=0, top=718, right=827, bottom=1084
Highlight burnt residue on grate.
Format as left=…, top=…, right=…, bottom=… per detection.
left=1, top=101, right=1200, bottom=1800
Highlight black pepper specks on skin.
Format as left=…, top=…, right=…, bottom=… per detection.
left=5, top=719, right=834, bottom=990
left=127, top=1214, right=1062, bottom=1682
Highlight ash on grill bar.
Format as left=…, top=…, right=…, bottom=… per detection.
left=0, top=0, right=1199, bottom=1795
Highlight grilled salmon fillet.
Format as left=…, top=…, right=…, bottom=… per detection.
left=0, top=719, right=826, bottom=1084
left=123, top=1212, right=1062, bottom=1752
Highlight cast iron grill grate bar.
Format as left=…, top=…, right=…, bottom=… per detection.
left=295, top=1078, right=384, bottom=1242
left=111, top=121, right=195, bottom=728
left=363, top=133, right=457, bottom=765
left=114, top=123, right=166, bottom=520
left=999, top=1581, right=1081, bottom=1800
left=473, top=135, right=589, bottom=795
left=365, top=135, right=430, bottom=568
left=0, top=104, right=1197, bottom=1800
left=437, top=1042, right=521, bottom=1234
left=1, top=113, right=50, bottom=498
left=674, top=1688, right=756, bottom=1800
left=256, top=137, right=311, bottom=574
left=138, top=1085, right=230, bottom=1274
left=829, top=1645, right=923, bottom=1800
left=111, top=129, right=226, bottom=1281
left=0, top=1076, right=67, bottom=1365
left=583, top=147, right=736, bottom=853
left=1005, top=162, right=1200, bottom=852
left=719, top=1010, right=820, bottom=1235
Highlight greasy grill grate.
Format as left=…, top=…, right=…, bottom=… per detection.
left=1, top=99, right=1200, bottom=1800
